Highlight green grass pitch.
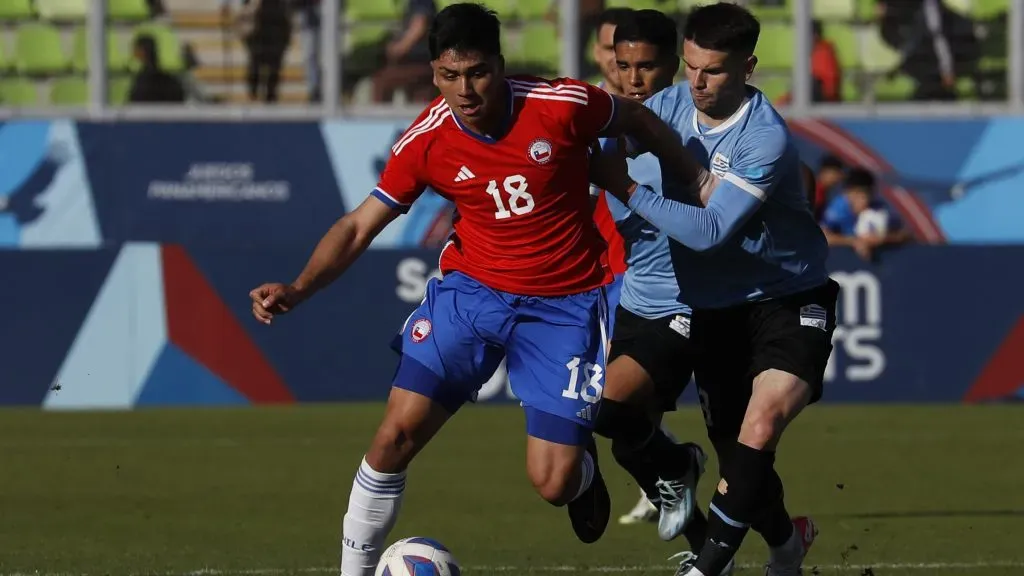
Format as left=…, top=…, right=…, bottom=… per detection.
left=0, top=404, right=1022, bottom=575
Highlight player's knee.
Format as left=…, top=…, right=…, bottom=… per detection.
left=365, top=421, right=418, bottom=474
left=739, top=405, right=786, bottom=450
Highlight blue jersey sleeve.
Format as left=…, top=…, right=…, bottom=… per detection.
left=625, top=125, right=787, bottom=252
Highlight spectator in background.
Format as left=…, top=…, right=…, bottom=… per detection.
left=294, top=0, right=321, bottom=102
left=370, top=0, right=438, bottom=103
left=591, top=8, right=635, bottom=96
left=813, top=154, right=845, bottom=220
left=877, top=0, right=979, bottom=101
left=776, top=19, right=841, bottom=105
left=128, top=34, right=186, bottom=103
left=223, top=0, right=293, bottom=103
left=821, top=168, right=910, bottom=261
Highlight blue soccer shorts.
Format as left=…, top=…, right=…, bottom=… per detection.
left=391, top=271, right=608, bottom=446
left=605, top=273, right=624, bottom=337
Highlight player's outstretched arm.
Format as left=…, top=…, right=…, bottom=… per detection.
left=604, top=95, right=718, bottom=202
left=593, top=128, right=784, bottom=252
left=249, top=197, right=398, bottom=324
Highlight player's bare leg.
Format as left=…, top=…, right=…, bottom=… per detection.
left=597, top=356, right=705, bottom=541
left=681, top=369, right=812, bottom=576
left=525, top=434, right=610, bottom=543
left=341, top=387, right=451, bottom=576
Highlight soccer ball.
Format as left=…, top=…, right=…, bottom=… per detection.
left=374, top=537, right=461, bottom=576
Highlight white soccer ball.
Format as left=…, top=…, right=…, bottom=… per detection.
left=374, top=537, right=461, bottom=576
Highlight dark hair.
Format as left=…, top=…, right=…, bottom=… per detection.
left=597, top=7, right=634, bottom=32
left=133, top=34, right=158, bottom=67
left=613, top=9, right=679, bottom=59
left=682, top=2, right=760, bottom=56
left=845, top=168, right=876, bottom=192
left=811, top=18, right=824, bottom=39
left=429, top=3, right=501, bottom=61
left=819, top=154, right=844, bottom=171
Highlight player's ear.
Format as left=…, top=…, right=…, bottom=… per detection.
left=430, top=61, right=440, bottom=88
left=745, top=55, right=758, bottom=81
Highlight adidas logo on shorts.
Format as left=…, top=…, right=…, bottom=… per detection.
left=576, top=405, right=593, bottom=422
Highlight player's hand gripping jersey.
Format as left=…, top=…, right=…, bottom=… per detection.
left=374, top=76, right=617, bottom=296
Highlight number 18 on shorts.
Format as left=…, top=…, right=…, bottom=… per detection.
left=390, top=271, right=608, bottom=446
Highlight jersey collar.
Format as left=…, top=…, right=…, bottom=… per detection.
left=449, top=80, right=515, bottom=144
left=691, top=95, right=752, bottom=137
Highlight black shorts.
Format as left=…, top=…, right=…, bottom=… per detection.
left=691, top=279, right=840, bottom=442
left=608, top=306, right=696, bottom=413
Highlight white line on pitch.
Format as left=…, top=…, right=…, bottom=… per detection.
left=4, top=562, right=1024, bottom=576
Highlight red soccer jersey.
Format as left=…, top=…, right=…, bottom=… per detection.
left=373, top=75, right=617, bottom=296
left=592, top=191, right=627, bottom=275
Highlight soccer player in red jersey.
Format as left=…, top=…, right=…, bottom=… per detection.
left=249, top=4, right=697, bottom=575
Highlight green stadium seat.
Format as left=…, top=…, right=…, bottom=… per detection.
left=872, top=73, right=914, bottom=101
left=756, top=24, right=794, bottom=70
left=0, top=79, right=40, bottom=106
left=50, top=76, right=89, bottom=105
left=752, top=75, right=791, bottom=103
left=345, top=0, right=400, bottom=21
left=748, top=0, right=791, bottom=22
left=109, top=76, right=132, bottom=105
left=344, top=24, right=390, bottom=54
left=519, top=23, right=560, bottom=72
left=813, top=0, right=855, bottom=20
left=608, top=0, right=667, bottom=10
left=841, top=75, right=861, bottom=101
left=72, top=27, right=130, bottom=73
left=36, top=0, right=87, bottom=21
left=860, top=27, right=900, bottom=73
left=0, top=0, right=34, bottom=20
left=823, top=23, right=858, bottom=69
left=973, top=0, right=1009, bottom=19
left=509, top=0, right=552, bottom=20
left=108, top=0, right=150, bottom=21
left=15, top=23, right=69, bottom=75
left=132, top=24, right=184, bottom=72
left=855, top=0, right=876, bottom=21
left=944, top=0, right=972, bottom=15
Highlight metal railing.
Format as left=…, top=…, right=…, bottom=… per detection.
left=0, top=0, right=1020, bottom=120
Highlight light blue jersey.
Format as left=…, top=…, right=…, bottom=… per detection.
left=624, top=82, right=829, bottom=309
left=602, top=150, right=692, bottom=319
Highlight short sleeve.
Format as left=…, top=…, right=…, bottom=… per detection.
left=568, top=81, right=617, bottom=142
left=726, top=126, right=789, bottom=202
left=372, top=146, right=427, bottom=214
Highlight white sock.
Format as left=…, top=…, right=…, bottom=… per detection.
left=685, top=569, right=706, bottom=576
left=340, top=457, right=406, bottom=576
left=661, top=423, right=678, bottom=444
left=571, top=451, right=595, bottom=501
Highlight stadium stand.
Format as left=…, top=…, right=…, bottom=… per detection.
left=0, top=0, right=1012, bottom=107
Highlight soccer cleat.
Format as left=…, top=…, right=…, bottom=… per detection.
left=568, top=438, right=611, bottom=544
left=618, top=489, right=658, bottom=525
left=657, top=442, right=707, bottom=541
left=763, top=516, right=819, bottom=576
left=669, top=551, right=735, bottom=576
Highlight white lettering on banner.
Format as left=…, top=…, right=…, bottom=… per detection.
left=147, top=163, right=290, bottom=202
left=825, top=271, right=886, bottom=382
left=395, top=257, right=516, bottom=401
left=396, top=258, right=442, bottom=303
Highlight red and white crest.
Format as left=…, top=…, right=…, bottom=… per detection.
left=410, top=319, right=432, bottom=343
left=528, top=139, right=553, bottom=165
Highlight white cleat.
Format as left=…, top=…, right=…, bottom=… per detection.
left=669, top=551, right=735, bottom=576
left=618, top=489, right=658, bottom=525
left=656, top=443, right=707, bottom=541
left=764, top=516, right=819, bottom=576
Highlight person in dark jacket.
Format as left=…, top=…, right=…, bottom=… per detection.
left=128, top=34, right=186, bottom=103
left=223, top=0, right=293, bottom=103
